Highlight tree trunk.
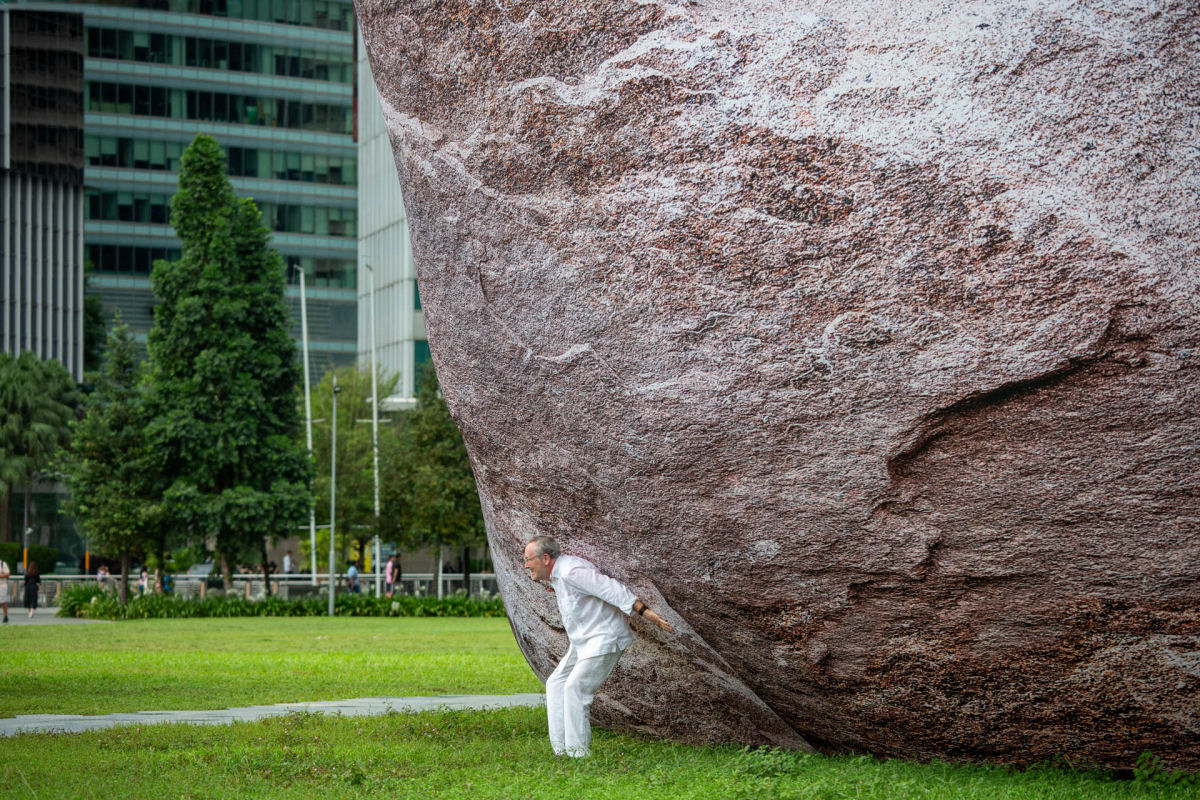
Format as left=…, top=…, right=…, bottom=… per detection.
left=219, top=549, right=234, bottom=592
left=462, top=545, right=471, bottom=597
left=261, top=540, right=272, bottom=598
left=120, top=551, right=130, bottom=605
left=156, top=539, right=166, bottom=594
left=435, top=544, right=443, bottom=599
left=0, top=485, right=10, bottom=542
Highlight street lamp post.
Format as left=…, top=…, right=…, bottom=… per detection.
left=328, top=376, right=340, bottom=616
left=365, top=264, right=381, bottom=597
left=297, top=267, right=318, bottom=585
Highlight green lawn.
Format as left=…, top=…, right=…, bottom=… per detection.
left=3, top=709, right=1192, bottom=800
left=0, top=617, right=542, bottom=716
left=0, top=618, right=1192, bottom=799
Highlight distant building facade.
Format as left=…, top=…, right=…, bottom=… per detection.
left=16, top=0, right=360, bottom=372
left=1, top=6, right=86, bottom=380
left=356, top=35, right=427, bottom=404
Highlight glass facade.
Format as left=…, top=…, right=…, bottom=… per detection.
left=87, top=28, right=354, bottom=82
left=86, top=189, right=357, bottom=237
left=127, top=0, right=355, bottom=31
left=87, top=82, right=352, bottom=133
left=85, top=243, right=181, bottom=274
left=69, top=0, right=358, bottom=374
left=85, top=136, right=356, bottom=185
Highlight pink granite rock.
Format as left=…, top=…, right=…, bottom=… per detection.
left=356, top=0, right=1200, bottom=768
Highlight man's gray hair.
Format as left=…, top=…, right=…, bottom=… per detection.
left=526, top=535, right=561, bottom=559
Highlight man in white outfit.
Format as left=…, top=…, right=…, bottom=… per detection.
left=522, top=535, right=675, bottom=757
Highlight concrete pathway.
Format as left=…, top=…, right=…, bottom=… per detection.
left=1, top=607, right=109, bottom=626
left=0, top=694, right=546, bottom=737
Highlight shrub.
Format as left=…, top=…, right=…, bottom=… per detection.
left=58, top=583, right=109, bottom=617
left=0, top=543, right=63, bottom=572
left=57, top=583, right=507, bottom=621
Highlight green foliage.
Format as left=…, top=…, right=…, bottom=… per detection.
left=5, top=708, right=1197, bottom=800
left=0, top=542, right=61, bottom=571
left=57, top=583, right=505, bottom=620
left=143, top=134, right=311, bottom=587
left=0, top=350, right=79, bottom=541
left=303, top=364, right=400, bottom=570
left=146, top=545, right=202, bottom=574
left=1132, top=752, right=1198, bottom=789
left=60, top=317, right=158, bottom=600
left=57, top=581, right=108, bottom=616
left=383, top=362, right=485, bottom=554
left=82, top=263, right=107, bottom=373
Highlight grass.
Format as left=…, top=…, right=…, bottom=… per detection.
left=1, top=618, right=1192, bottom=799
left=2, top=708, right=1193, bottom=800
left=0, top=617, right=542, bottom=716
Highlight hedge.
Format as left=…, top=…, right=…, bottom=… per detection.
left=0, top=542, right=62, bottom=572
left=58, top=583, right=507, bottom=621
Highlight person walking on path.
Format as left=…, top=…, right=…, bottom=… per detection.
left=23, top=561, right=40, bottom=619
left=385, top=555, right=399, bottom=597
left=0, top=557, right=10, bottom=623
left=522, top=535, right=675, bottom=758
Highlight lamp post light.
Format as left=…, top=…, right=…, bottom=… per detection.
left=297, top=266, right=318, bottom=585
left=328, top=376, right=340, bottom=617
left=364, top=264, right=381, bottom=597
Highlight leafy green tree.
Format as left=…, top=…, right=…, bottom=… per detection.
left=143, top=134, right=312, bottom=592
left=383, top=362, right=486, bottom=585
left=62, top=317, right=157, bottom=602
left=82, top=263, right=107, bottom=373
left=302, top=364, right=400, bottom=572
left=0, top=351, right=79, bottom=546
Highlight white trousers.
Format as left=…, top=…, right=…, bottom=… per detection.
left=545, top=644, right=624, bottom=757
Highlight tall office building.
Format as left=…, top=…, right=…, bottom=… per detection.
left=356, top=37, right=426, bottom=403
left=1, top=6, right=86, bottom=380
left=17, top=0, right=359, bottom=371
left=0, top=6, right=85, bottom=557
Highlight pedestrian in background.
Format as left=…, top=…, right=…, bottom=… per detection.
left=0, top=557, right=10, bottom=623
left=23, top=561, right=41, bottom=619
left=385, top=555, right=398, bottom=597
left=347, top=560, right=359, bottom=593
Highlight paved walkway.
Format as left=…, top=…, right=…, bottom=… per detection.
left=0, top=694, right=546, bottom=737
left=2, top=607, right=109, bottom=626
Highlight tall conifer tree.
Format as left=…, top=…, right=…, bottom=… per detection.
left=63, top=316, right=152, bottom=602
left=144, top=134, right=311, bottom=591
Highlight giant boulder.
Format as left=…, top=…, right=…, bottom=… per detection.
left=356, top=0, right=1199, bottom=768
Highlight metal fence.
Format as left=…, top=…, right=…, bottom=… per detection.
left=1, top=573, right=500, bottom=607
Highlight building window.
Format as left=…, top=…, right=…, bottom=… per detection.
left=87, top=82, right=351, bottom=134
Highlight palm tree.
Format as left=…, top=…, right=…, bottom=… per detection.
left=0, top=352, right=79, bottom=546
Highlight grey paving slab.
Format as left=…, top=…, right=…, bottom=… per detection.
left=0, top=694, right=546, bottom=737
left=1, top=607, right=109, bottom=626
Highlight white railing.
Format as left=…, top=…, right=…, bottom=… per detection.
left=2, top=573, right=500, bottom=606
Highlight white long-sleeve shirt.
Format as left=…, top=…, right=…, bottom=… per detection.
left=550, top=554, right=638, bottom=659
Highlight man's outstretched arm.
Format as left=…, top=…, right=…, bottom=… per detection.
left=568, top=564, right=677, bottom=635
left=631, top=598, right=675, bottom=634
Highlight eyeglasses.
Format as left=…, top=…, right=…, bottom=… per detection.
left=522, top=554, right=545, bottom=564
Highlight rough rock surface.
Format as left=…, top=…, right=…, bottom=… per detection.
left=356, top=0, right=1200, bottom=768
